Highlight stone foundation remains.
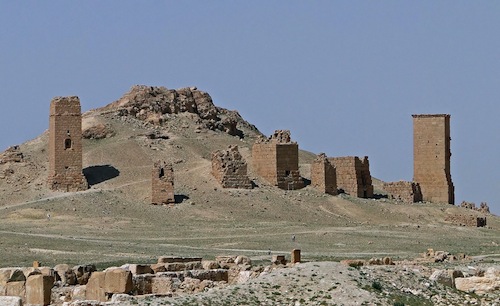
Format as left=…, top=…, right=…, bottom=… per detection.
left=47, top=96, right=88, bottom=192
left=311, top=153, right=337, bottom=195
left=460, top=201, right=490, bottom=214
left=211, top=145, right=252, bottom=189
left=383, top=181, right=422, bottom=203
left=252, top=130, right=304, bottom=190
left=328, top=156, right=373, bottom=198
left=151, top=161, right=174, bottom=204
left=445, top=214, right=487, bottom=227
left=413, top=114, right=454, bottom=204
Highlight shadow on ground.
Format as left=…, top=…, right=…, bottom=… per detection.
left=83, top=165, right=120, bottom=186
left=175, top=195, right=190, bottom=204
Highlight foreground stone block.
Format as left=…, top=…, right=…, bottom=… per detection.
left=5, top=282, right=25, bottom=303
left=151, top=277, right=174, bottom=295
left=26, top=274, right=54, bottom=306
left=132, top=274, right=154, bottom=295
left=104, top=268, right=133, bottom=294
left=0, top=296, right=22, bottom=306
left=455, top=276, right=500, bottom=294
left=85, top=271, right=106, bottom=302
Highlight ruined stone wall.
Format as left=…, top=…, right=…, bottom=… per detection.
left=48, top=96, right=88, bottom=192
left=413, top=114, right=454, bottom=204
left=383, top=181, right=422, bottom=203
left=444, top=214, right=486, bottom=227
left=328, top=156, right=373, bottom=198
left=252, top=130, right=303, bottom=190
left=311, top=153, right=337, bottom=195
left=211, top=145, right=252, bottom=189
left=151, top=161, right=174, bottom=204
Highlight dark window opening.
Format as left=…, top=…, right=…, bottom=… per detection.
left=285, top=170, right=290, bottom=176
left=64, top=139, right=72, bottom=149
left=159, top=168, right=165, bottom=178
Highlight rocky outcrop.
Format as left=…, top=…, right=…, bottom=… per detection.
left=455, top=267, right=500, bottom=294
left=104, top=85, right=251, bottom=136
left=82, top=123, right=115, bottom=139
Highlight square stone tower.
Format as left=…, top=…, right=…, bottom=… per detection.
left=328, top=156, right=373, bottom=198
left=252, top=130, right=304, bottom=190
left=212, top=145, right=253, bottom=189
left=311, top=153, right=337, bottom=195
left=412, top=114, right=454, bottom=204
left=152, top=161, right=175, bottom=204
left=48, top=96, right=88, bottom=192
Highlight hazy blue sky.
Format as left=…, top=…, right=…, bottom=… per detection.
left=1, top=1, right=499, bottom=214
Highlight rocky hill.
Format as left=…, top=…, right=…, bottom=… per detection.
left=0, top=85, right=499, bottom=305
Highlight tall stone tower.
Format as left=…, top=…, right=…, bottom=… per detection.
left=412, top=114, right=454, bottom=204
left=48, top=96, right=88, bottom=192
left=151, top=161, right=175, bottom=205
left=252, top=130, right=304, bottom=190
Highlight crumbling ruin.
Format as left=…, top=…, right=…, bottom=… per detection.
left=211, top=145, right=252, bottom=189
left=445, top=214, right=487, bottom=227
left=252, top=130, right=304, bottom=190
left=383, top=181, right=422, bottom=203
left=151, top=161, right=174, bottom=205
left=329, top=156, right=373, bottom=198
left=460, top=201, right=490, bottom=214
left=47, top=96, right=88, bottom=192
left=413, top=114, right=454, bottom=204
left=311, top=153, right=337, bottom=195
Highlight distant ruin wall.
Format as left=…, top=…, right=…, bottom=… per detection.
left=383, top=181, right=422, bottom=203
left=328, top=156, right=373, bottom=198
left=311, top=153, right=337, bottom=195
left=413, top=114, right=454, bottom=204
left=151, top=161, right=174, bottom=204
left=211, top=145, right=252, bottom=189
left=252, top=130, right=303, bottom=190
left=48, top=96, right=88, bottom=192
left=445, top=214, right=486, bottom=227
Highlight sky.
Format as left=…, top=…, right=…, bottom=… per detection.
left=1, top=1, right=499, bottom=214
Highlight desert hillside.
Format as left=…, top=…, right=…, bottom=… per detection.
left=0, top=85, right=498, bottom=270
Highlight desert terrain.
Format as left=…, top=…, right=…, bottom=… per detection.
left=0, top=86, right=498, bottom=305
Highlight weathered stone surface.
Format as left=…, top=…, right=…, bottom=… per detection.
left=0, top=146, right=23, bottom=164
left=0, top=296, right=22, bottom=306
left=151, top=278, right=173, bottom=295
left=26, top=274, right=54, bottom=306
left=55, top=264, right=77, bottom=286
left=455, top=276, right=500, bottom=294
left=234, top=255, right=251, bottom=266
left=445, top=214, right=487, bottom=227
left=202, top=261, right=220, bottom=270
left=252, top=130, right=304, bottom=190
left=5, top=282, right=25, bottom=303
left=104, top=268, right=133, bottom=294
left=430, top=270, right=455, bottom=288
left=383, top=181, right=422, bottom=203
left=311, top=153, right=337, bottom=195
left=329, top=156, right=373, bottom=198
left=132, top=274, right=154, bottom=295
left=186, top=269, right=229, bottom=282
left=125, top=264, right=154, bottom=275
left=82, top=123, right=115, bottom=139
left=71, top=285, right=86, bottom=301
left=104, top=85, right=247, bottom=136
left=48, top=96, right=88, bottom=192
left=211, top=145, right=252, bottom=189
left=73, top=265, right=96, bottom=285
left=151, top=161, right=174, bottom=205
left=85, top=271, right=106, bottom=302
left=413, top=114, right=454, bottom=204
